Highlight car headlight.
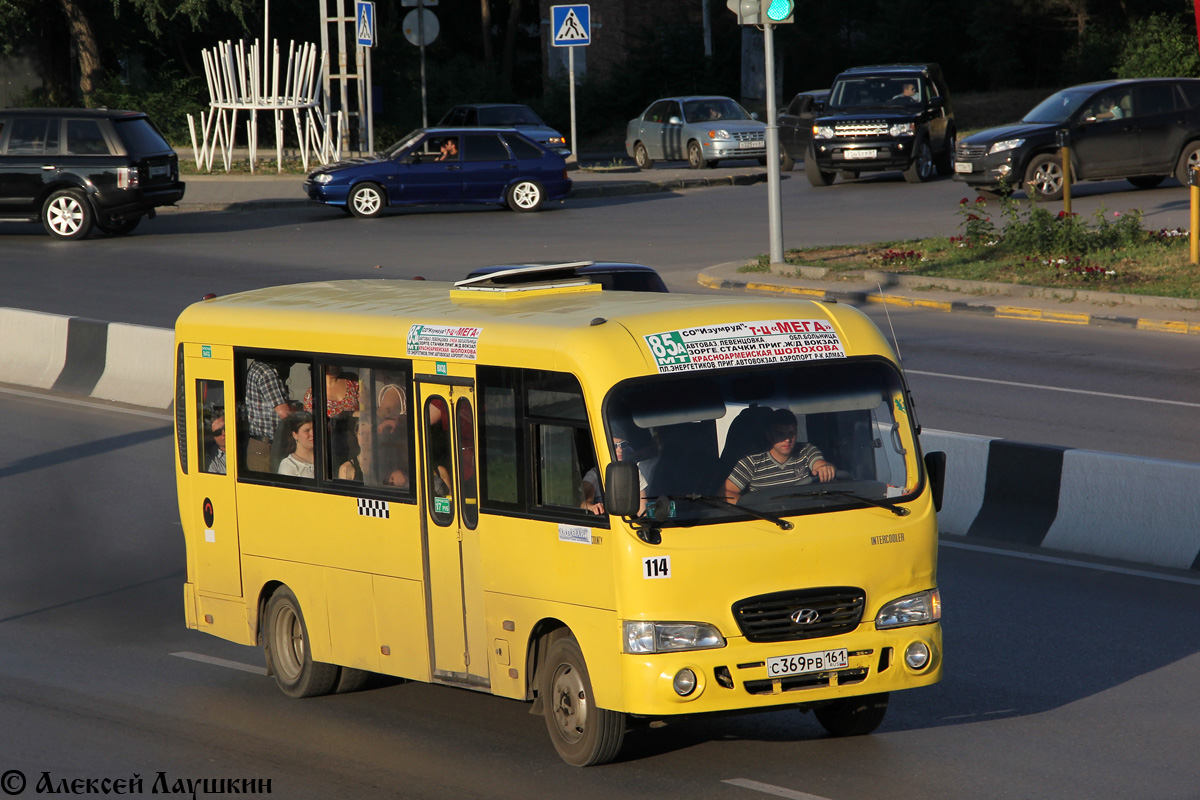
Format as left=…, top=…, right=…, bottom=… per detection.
left=875, top=589, right=941, bottom=629
left=813, top=125, right=834, bottom=140
left=546, top=136, right=566, bottom=145
left=623, top=621, right=725, bottom=653
left=707, top=129, right=731, bottom=140
left=988, top=138, right=1024, bottom=155
left=311, top=173, right=334, bottom=184
left=889, top=122, right=915, bottom=137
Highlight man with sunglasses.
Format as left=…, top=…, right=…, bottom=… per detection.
left=207, top=415, right=227, bottom=475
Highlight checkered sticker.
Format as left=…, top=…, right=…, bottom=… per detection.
left=357, top=498, right=390, bottom=519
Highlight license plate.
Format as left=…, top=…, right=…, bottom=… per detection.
left=739, top=140, right=759, bottom=149
left=954, top=161, right=973, bottom=173
left=844, top=149, right=876, bottom=160
left=766, top=648, right=849, bottom=677
left=150, top=165, right=169, bottom=178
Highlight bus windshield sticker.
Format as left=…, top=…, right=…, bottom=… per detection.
left=406, top=324, right=482, bottom=361
left=643, top=320, right=845, bottom=373
left=558, top=524, right=592, bottom=544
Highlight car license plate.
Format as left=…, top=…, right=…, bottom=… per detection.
left=150, top=165, right=169, bottom=178
left=844, top=149, right=876, bottom=160
left=766, top=648, right=849, bottom=677
left=739, top=140, right=759, bottom=149
left=954, top=161, right=973, bottom=173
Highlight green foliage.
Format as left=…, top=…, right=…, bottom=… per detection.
left=955, top=195, right=999, bottom=245
left=1116, top=12, right=1200, bottom=78
left=995, top=196, right=1149, bottom=255
left=90, top=69, right=206, bottom=143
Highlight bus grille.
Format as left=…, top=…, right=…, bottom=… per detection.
left=732, top=587, right=865, bottom=643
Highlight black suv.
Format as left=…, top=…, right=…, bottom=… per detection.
left=0, top=108, right=185, bottom=240
left=954, top=78, right=1200, bottom=201
left=806, top=63, right=955, bottom=186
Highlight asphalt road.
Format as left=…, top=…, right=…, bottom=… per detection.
left=2, top=391, right=1199, bottom=799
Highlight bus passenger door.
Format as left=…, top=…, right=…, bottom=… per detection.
left=416, top=377, right=488, bottom=688
left=185, top=349, right=242, bottom=598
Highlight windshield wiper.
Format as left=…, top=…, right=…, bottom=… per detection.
left=779, top=489, right=909, bottom=517
left=674, top=494, right=794, bottom=531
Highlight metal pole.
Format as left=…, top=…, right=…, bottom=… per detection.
left=568, top=46, right=577, bottom=161
left=1060, top=145, right=1071, bottom=215
left=1190, top=169, right=1199, bottom=265
left=418, top=0, right=428, bottom=127
left=763, top=22, right=783, bottom=264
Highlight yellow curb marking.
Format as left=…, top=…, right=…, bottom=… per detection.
left=1135, top=319, right=1200, bottom=334
left=995, top=306, right=1089, bottom=324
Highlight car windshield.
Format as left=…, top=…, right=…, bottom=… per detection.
left=1022, top=89, right=1094, bottom=124
left=603, top=359, right=918, bottom=526
left=829, top=77, right=926, bottom=109
left=682, top=99, right=752, bottom=122
left=477, top=106, right=544, bottom=126
left=381, top=129, right=423, bottom=158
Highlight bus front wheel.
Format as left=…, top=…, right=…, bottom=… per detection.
left=541, top=635, right=626, bottom=766
left=264, top=586, right=339, bottom=698
left=813, top=692, right=890, bottom=737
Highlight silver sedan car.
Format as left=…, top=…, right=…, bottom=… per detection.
left=626, top=96, right=766, bottom=169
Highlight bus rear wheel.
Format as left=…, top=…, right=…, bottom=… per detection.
left=264, top=586, right=339, bottom=698
left=541, top=635, right=626, bottom=766
left=813, top=692, right=890, bottom=737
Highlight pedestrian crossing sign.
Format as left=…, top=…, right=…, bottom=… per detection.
left=356, top=1, right=375, bottom=46
left=551, top=4, right=590, bottom=47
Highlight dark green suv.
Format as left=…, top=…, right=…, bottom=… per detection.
left=0, top=108, right=185, bottom=240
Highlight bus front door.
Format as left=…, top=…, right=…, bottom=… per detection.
left=416, top=378, right=489, bottom=689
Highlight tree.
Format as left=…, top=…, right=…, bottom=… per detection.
left=1116, top=11, right=1200, bottom=77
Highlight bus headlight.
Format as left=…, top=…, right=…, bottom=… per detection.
left=875, top=589, right=941, bottom=629
left=623, top=621, right=725, bottom=653
left=904, top=641, right=931, bottom=670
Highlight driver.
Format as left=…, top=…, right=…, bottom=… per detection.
left=724, top=409, right=836, bottom=503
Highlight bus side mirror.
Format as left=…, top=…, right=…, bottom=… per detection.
left=605, top=462, right=642, bottom=518
left=923, top=451, right=946, bottom=512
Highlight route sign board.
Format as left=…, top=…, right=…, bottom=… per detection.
left=550, top=4, right=590, bottom=47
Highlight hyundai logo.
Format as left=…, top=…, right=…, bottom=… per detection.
left=790, top=608, right=820, bottom=625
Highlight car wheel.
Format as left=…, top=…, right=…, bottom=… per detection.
left=541, top=634, right=626, bottom=766
left=348, top=183, right=385, bottom=218
left=633, top=142, right=654, bottom=170
left=1127, top=175, right=1166, bottom=190
left=95, top=216, right=141, bottom=237
left=507, top=180, right=544, bottom=212
left=935, top=130, right=956, bottom=176
left=263, top=586, right=340, bottom=698
left=42, top=189, right=95, bottom=240
left=805, top=146, right=835, bottom=187
left=1174, top=141, right=1200, bottom=186
left=903, top=137, right=935, bottom=183
left=813, top=693, right=890, bottom=737
left=687, top=140, right=707, bottom=170
left=1024, top=153, right=1066, bottom=201
left=780, top=148, right=795, bottom=172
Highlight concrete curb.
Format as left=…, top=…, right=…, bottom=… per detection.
left=699, top=264, right=1200, bottom=336
left=0, top=307, right=174, bottom=409
left=922, top=430, right=1200, bottom=571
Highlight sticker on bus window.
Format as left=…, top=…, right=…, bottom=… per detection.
left=642, top=555, right=671, bottom=579
left=407, top=324, right=482, bottom=361
left=643, top=320, right=845, bottom=373
left=434, top=497, right=451, bottom=515
left=558, top=524, right=592, bottom=544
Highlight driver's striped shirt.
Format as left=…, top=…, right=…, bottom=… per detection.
left=727, top=444, right=826, bottom=493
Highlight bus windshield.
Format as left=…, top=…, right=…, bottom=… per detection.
left=604, top=359, right=918, bottom=525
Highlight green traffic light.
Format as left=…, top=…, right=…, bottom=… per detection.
left=765, top=0, right=793, bottom=21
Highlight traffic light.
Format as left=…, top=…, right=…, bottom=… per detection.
left=726, top=0, right=761, bottom=25
left=763, top=0, right=795, bottom=23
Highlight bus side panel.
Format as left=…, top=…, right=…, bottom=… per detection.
left=325, top=567, right=380, bottom=672
left=196, top=594, right=254, bottom=646
left=242, top=555, right=334, bottom=663
left=373, top=575, right=432, bottom=682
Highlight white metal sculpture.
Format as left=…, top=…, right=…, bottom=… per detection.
left=187, top=39, right=343, bottom=173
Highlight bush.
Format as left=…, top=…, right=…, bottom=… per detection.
left=1116, top=13, right=1200, bottom=78
left=90, top=70, right=207, bottom=145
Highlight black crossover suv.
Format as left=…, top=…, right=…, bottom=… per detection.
left=954, top=78, right=1200, bottom=200
left=0, top=108, right=185, bottom=240
left=806, top=63, right=955, bottom=186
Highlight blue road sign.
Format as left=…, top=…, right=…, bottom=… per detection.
left=550, top=4, right=590, bottom=47
left=356, top=1, right=375, bottom=46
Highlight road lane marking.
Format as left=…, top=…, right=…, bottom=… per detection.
left=172, top=651, right=268, bottom=675
left=723, top=779, right=832, bottom=800
left=940, top=540, right=1200, bottom=586
left=906, top=370, right=1200, bottom=408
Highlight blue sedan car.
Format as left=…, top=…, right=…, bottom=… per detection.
left=304, top=127, right=571, bottom=217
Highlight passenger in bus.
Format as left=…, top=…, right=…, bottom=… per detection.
left=245, top=359, right=293, bottom=472
left=723, top=409, right=836, bottom=502
left=207, top=414, right=227, bottom=475
left=376, top=383, right=407, bottom=431
left=277, top=412, right=316, bottom=478
left=580, top=433, right=652, bottom=516
left=303, top=365, right=360, bottom=416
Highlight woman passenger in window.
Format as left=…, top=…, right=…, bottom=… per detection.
left=303, top=366, right=360, bottom=417
left=277, top=412, right=316, bottom=478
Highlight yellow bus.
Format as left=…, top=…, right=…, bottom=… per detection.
left=173, top=267, right=945, bottom=766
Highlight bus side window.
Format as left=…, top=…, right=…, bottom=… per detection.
left=480, top=383, right=520, bottom=506
left=425, top=396, right=453, bottom=525
left=196, top=379, right=227, bottom=475
left=235, top=354, right=312, bottom=477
